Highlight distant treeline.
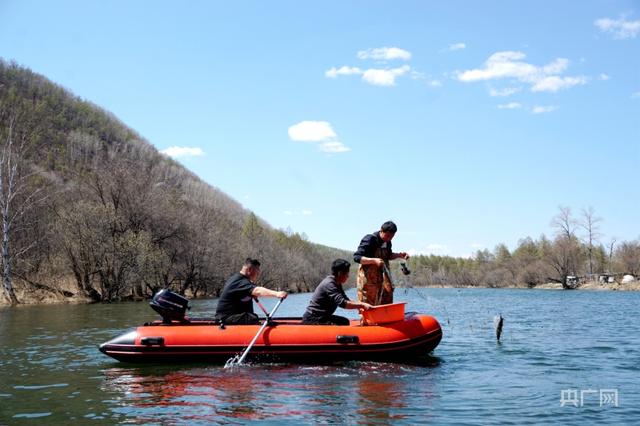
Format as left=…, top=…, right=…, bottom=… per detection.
left=399, top=207, right=639, bottom=289
left=0, top=60, right=348, bottom=305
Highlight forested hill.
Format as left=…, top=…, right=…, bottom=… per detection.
left=0, top=60, right=348, bottom=304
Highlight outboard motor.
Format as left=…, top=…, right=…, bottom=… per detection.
left=150, top=289, right=190, bottom=324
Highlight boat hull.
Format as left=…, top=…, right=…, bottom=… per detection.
left=99, top=313, right=442, bottom=363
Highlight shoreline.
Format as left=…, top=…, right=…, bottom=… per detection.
left=2, top=280, right=639, bottom=307
left=528, top=280, right=640, bottom=291
left=412, top=280, right=640, bottom=292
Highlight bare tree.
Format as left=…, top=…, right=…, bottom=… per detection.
left=615, top=240, right=640, bottom=276
left=607, top=238, right=616, bottom=273
left=580, top=206, right=602, bottom=276
left=548, top=206, right=583, bottom=288
left=0, top=102, right=45, bottom=304
left=551, top=205, right=577, bottom=239
left=242, top=212, right=263, bottom=247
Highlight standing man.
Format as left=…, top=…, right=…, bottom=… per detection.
left=353, top=221, right=409, bottom=305
left=302, top=259, right=372, bottom=325
left=215, top=258, right=287, bottom=325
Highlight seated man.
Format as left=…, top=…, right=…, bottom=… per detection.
left=215, top=258, right=287, bottom=325
left=302, top=259, right=372, bottom=325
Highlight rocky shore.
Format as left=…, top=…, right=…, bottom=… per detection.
left=535, top=280, right=640, bottom=291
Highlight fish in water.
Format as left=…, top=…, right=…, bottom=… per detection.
left=493, top=314, right=504, bottom=341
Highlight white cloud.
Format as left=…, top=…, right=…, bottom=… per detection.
left=599, top=73, right=611, bottom=81
left=320, top=141, right=351, bottom=153
left=456, top=51, right=587, bottom=93
left=362, top=65, right=411, bottom=86
left=288, top=121, right=337, bottom=142
left=324, top=65, right=411, bottom=86
left=532, top=105, right=558, bottom=114
left=409, top=71, right=443, bottom=87
left=531, top=76, right=588, bottom=92
left=456, top=51, right=537, bottom=81
left=288, top=121, right=350, bottom=153
left=327, top=47, right=415, bottom=86
left=449, top=42, right=466, bottom=51
left=357, top=47, right=412, bottom=61
left=325, top=66, right=362, bottom=78
left=595, top=16, right=640, bottom=39
left=498, top=102, right=522, bottom=110
left=631, top=91, right=640, bottom=99
left=470, top=243, right=485, bottom=249
left=301, top=209, right=312, bottom=216
left=489, top=87, right=521, bottom=97
left=284, top=210, right=294, bottom=216
left=160, top=146, right=205, bottom=158
left=542, top=58, right=569, bottom=75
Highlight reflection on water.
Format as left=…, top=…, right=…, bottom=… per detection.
left=356, top=376, right=407, bottom=422
left=100, top=362, right=438, bottom=424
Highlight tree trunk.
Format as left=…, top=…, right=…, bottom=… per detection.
left=2, top=207, right=18, bottom=305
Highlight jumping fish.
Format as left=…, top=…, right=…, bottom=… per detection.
left=493, top=314, right=504, bottom=341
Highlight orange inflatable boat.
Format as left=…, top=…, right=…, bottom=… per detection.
left=99, top=291, right=442, bottom=363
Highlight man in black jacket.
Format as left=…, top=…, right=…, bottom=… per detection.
left=353, top=221, right=409, bottom=305
left=215, top=258, right=287, bottom=325
left=302, top=259, right=371, bottom=325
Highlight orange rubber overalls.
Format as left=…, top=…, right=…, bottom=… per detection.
left=357, top=244, right=393, bottom=305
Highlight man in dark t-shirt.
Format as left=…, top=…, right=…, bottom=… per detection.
left=215, top=258, right=287, bottom=325
left=302, top=259, right=372, bottom=325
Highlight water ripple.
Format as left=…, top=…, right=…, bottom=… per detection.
left=12, top=412, right=52, bottom=419
left=13, top=383, right=68, bottom=390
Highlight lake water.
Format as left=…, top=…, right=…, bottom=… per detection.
left=1, top=288, right=638, bottom=425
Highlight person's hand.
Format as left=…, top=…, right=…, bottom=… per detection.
left=276, top=291, right=288, bottom=299
left=399, top=252, right=409, bottom=260
left=360, top=302, right=373, bottom=311
left=374, top=258, right=385, bottom=267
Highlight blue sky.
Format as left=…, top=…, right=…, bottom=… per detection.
left=1, top=1, right=638, bottom=257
